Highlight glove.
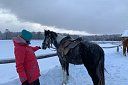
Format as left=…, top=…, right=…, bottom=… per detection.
left=22, top=80, right=29, bottom=85
left=37, top=46, right=41, bottom=49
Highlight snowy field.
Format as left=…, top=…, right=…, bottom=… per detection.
left=0, top=40, right=128, bottom=85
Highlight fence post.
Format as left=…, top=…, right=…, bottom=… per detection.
left=117, top=46, right=119, bottom=52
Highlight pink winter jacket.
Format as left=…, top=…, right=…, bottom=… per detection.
left=13, top=36, right=40, bottom=83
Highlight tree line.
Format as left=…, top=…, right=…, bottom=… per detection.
left=0, top=29, right=44, bottom=40
left=0, top=29, right=122, bottom=41
left=82, top=34, right=122, bottom=41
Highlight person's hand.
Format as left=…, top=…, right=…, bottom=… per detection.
left=37, top=46, right=41, bottom=49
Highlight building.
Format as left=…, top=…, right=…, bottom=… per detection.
left=121, top=30, right=128, bottom=38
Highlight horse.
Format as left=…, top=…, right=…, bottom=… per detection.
left=122, top=38, right=128, bottom=56
left=42, top=30, right=105, bottom=85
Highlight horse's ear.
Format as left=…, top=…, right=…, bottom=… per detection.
left=44, top=30, right=46, bottom=35
left=48, top=30, right=50, bottom=32
left=44, top=30, right=49, bottom=36
left=51, top=31, right=57, bottom=38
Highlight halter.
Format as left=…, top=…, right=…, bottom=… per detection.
left=42, top=31, right=56, bottom=50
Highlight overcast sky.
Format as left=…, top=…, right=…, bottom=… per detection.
left=0, top=0, right=128, bottom=34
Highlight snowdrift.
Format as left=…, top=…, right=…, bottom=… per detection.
left=1, top=65, right=93, bottom=85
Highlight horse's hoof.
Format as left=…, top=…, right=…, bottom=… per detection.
left=62, top=82, right=67, bottom=85
left=62, top=83, right=66, bottom=85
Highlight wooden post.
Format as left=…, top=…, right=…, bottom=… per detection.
left=117, top=46, right=119, bottom=52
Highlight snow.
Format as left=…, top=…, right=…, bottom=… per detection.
left=121, top=30, right=128, bottom=37
left=0, top=40, right=128, bottom=85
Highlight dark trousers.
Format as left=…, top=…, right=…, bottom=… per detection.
left=22, top=79, right=40, bottom=85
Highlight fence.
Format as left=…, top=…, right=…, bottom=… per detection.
left=101, top=44, right=122, bottom=52
left=0, top=41, right=123, bottom=64
left=0, top=53, right=57, bottom=64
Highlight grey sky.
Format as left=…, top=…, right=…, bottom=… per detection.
left=0, top=0, right=128, bottom=34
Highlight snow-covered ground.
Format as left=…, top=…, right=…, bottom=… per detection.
left=0, top=40, right=128, bottom=85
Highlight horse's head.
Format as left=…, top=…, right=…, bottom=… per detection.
left=42, top=30, right=58, bottom=49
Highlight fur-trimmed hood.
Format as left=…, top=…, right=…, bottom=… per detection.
left=13, top=36, right=27, bottom=46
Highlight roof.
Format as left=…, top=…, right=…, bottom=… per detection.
left=121, top=30, right=128, bottom=37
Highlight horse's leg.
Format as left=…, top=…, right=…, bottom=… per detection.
left=123, top=45, right=126, bottom=56
left=62, top=63, right=69, bottom=85
left=127, top=45, right=128, bottom=54
left=82, top=60, right=104, bottom=85
left=80, top=43, right=105, bottom=85
left=59, top=58, right=69, bottom=75
left=80, top=54, right=99, bottom=85
left=66, top=62, right=69, bottom=76
left=62, top=69, right=66, bottom=85
left=59, top=59, right=69, bottom=85
left=59, top=59, right=66, bottom=85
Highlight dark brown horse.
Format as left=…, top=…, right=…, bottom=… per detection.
left=42, top=30, right=105, bottom=85
left=122, top=38, right=128, bottom=56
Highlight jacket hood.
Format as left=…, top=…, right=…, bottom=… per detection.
left=13, top=36, right=28, bottom=46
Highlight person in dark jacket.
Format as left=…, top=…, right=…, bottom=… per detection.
left=13, top=29, right=41, bottom=85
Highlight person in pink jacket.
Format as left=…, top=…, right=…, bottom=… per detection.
left=13, top=29, right=41, bottom=85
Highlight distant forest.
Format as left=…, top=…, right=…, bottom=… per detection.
left=0, top=29, right=122, bottom=41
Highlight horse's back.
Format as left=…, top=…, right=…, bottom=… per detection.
left=82, top=41, right=104, bottom=56
left=65, top=41, right=104, bottom=65
left=123, top=39, right=128, bottom=46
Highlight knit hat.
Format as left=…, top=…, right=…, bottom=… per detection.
left=21, top=29, right=33, bottom=41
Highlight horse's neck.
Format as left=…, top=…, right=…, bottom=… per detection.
left=57, top=35, right=65, bottom=43
left=53, top=36, right=66, bottom=48
left=52, top=37, right=60, bottom=49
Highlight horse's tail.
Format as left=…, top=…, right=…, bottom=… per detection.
left=97, top=46, right=105, bottom=85
left=97, top=55, right=105, bottom=85
left=104, top=68, right=109, bottom=74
